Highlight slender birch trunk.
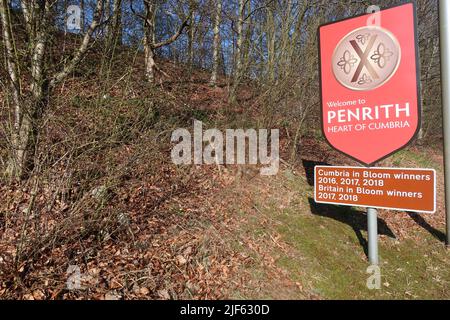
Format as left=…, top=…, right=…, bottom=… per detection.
left=229, top=0, right=245, bottom=104
left=109, top=0, right=122, bottom=46
left=142, top=0, right=190, bottom=84
left=210, top=0, right=222, bottom=86
left=80, top=0, right=85, bottom=33
left=1, top=0, right=105, bottom=179
left=188, top=2, right=196, bottom=74
left=143, top=0, right=157, bottom=83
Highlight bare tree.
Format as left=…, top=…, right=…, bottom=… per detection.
left=228, top=0, right=246, bottom=104
left=188, top=0, right=196, bottom=74
left=0, top=0, right=105, bottom=179
left=109, top=0, right=123, bottom=45
left=133, top=0, right=190, bottom=83
left=209, top=0, right=222, bottom=86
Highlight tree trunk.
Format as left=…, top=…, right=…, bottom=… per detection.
left=266, top=10, right=275, bottom=84
left=142, top=0, right=189, bottom=84
left=229, top=0, right=245, bottom=104
left=104, top=0, right=111, bottom=37
left=110, top=0, right=122, bottom=46
left=280, top=0, right=293, bottom=79
left=143, top=0, right=156, bottom=83
left=2, top=0, right=104, bottom=179
left=210, top=0, right=222, bottom=86
left=235, top=0, right=244, bottom=78
left=144, top=34, right=156, bottom=83
left=80, top=0, right=85, bottom=32
left=188, top=3, right=195, bottom=74
left=1, top=0, right=49, bottom=179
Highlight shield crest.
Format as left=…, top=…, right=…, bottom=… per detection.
left=318, top=2, right=420, bottom=166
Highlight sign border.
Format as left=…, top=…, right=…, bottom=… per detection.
left=317, top=0, right=422, bottom=167
left=314, top=165, right=437, bottom=213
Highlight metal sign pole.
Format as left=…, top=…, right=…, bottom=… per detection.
left=440, top=0, right=450, bottom=247
left=367, top=207, right=379, bottom=265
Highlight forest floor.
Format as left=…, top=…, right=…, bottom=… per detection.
left=0, top=47, right=449, bottom=299
left=220, top=140, right=449, bottom=299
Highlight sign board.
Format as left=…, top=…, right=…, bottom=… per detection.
left=314, top=166, right=436, bottom=213
left=318, top=2, right=421, bottom=165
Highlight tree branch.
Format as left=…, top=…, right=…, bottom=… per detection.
left=152, top=16, right=190, bottom=49
left=49, top=0, right=104, bottom=87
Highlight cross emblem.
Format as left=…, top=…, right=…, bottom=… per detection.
left=332, top=27, right=401, bottom=91
left=350, top=35, right=380, bottom=83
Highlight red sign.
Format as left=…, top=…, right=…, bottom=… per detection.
left=318, top=2, right=420, bottom=165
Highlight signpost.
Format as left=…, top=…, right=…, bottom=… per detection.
left=439, top=0, right=450, bottom=247
left=316, top=2, right=437, bottom=264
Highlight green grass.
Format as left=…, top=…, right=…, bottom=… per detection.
left=390, top=148, right=441, bottom=170
left=275, top=204, right=449, bottom=299
left=234, top=166, right=449, bottom=300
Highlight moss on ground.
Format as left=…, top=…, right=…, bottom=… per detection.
left=231, top=152, right=449, bottom=299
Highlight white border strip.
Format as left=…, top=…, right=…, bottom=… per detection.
left=313, top=166, right=437, bottom=213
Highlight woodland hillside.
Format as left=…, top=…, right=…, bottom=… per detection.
left=0, top=0, right=448, bottom=300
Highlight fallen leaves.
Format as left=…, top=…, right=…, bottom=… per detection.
left=0, top=160, right=241, bottom=300
left=176, top=255, right=187, bottom=266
